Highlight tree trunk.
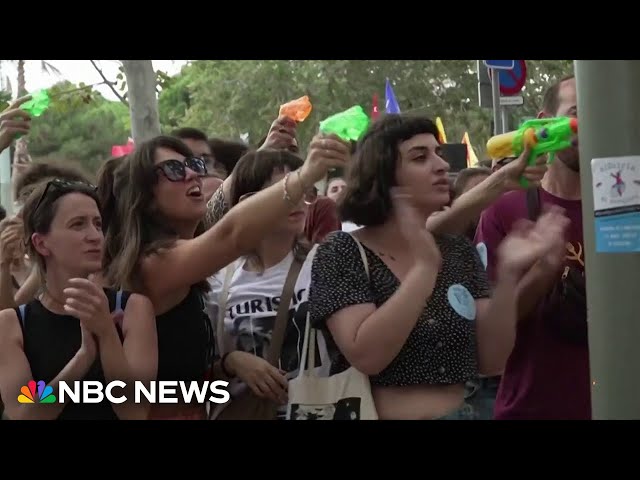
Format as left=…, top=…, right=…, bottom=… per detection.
left=17, top=61, right=26, bottom=97
left=120, top=60, right=161, bottom=144
left=14, top=61, right=31, bottom=179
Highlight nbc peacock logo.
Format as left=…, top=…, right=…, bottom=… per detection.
left=18, top=380, right=56, bottom=404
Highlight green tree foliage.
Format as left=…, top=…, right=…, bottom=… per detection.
left=158, top=60, right=573, bottom=160
left=24, top=60, right=574, bottom=171
left=27, top=81, right=130, bottom=172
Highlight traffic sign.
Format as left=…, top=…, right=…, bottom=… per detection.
left=483, top=60, right=515, bottom=70
left=500, top=95, right=524, bottom=106
left=498, top=60, right=527, bottom=96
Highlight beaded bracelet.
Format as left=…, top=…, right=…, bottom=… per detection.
left=283, top=171, right=295, bottom=205
left=283, top=169, right=311, bottom=205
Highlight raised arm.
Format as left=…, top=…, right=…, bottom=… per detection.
left=14, top=268, right=39, bottom=305
left=203, top=116, right=297, bottom=230
left=0, top=264, right=15, bottom=310
left=0, top=218, right=25, bottom=310
left=427, top=146, right=546, bottom=235
left=142, top=134, right=349, bottom=300
left=475, top=208, right=569, bottom=375
left=0, top=96, right=31, bottom=154
left=0, top=309, right=95, bottom=420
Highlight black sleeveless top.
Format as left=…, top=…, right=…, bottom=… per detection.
left=155, top=286, right=214, bottom=382
left=18, top=288, right=130, bottom=420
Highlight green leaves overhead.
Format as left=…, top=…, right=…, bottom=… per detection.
left=24, top=59, right=573, bottom=172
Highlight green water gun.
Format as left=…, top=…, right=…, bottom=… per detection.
left=319, top=105, right=370, bottom=142
left=486, top=116, right=578, bottom=187
left=14, top=89, right=51, bottom=139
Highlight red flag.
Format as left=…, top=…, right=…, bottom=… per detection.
left=111, top=138, right=134, bottom=157
left=371, top=93, right=380, bottom=120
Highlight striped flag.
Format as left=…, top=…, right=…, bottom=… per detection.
left=461, top=132, right=479, bottom=167
left=435, top=117, right=448, bottom=144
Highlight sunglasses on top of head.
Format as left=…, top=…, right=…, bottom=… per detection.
left=155, top=157, right=208, bottom=182
left=34, top=178, right=98, bottom=213
left=30, top=178, right=98, bottom=233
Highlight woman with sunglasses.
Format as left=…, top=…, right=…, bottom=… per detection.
left=104, top=135, right=349, bottom=420
left=0, top=178, right=158, bottom=420
left=206, top=149, right=322, bottom=419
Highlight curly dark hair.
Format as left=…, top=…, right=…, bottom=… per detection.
left=339, top=114, right=440, bottom=226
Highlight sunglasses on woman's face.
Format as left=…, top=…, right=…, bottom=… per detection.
left=155, top=157, right=208, bottom=182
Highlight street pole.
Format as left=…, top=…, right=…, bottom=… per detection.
left=500, top=107, right=509, bottom=133
left=491, top=70, right=503, bottom=135
left=575, top=60, right=640, bottom=419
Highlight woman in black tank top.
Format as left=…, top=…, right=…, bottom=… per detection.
left=101, top=132, right=348, bottom=419
left=0, top=178, right=157, bottom=420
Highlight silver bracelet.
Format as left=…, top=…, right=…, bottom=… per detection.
left=283, top=172, right=296, bottom=205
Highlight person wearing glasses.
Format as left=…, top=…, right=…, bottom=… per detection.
left=103, top=135, right=349, bottom=419
left=0, top=178, right=158, bottom=420
left=206, top=149, right=324, bottom=419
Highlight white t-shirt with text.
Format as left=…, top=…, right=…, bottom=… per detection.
left=206, top=245, right=329, bottom=402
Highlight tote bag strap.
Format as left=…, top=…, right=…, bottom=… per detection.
left=266, top=254, right=306, bottom=366
left=298, top=233, right=371, bottom=377
left=348, top=233, right=370, bottom=279
left=216, top=261, right=239, bottom=357
left=299, top=314, right=314, bottom=376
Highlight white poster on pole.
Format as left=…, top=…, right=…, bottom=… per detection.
left=591, top=156, right=640, bottom=252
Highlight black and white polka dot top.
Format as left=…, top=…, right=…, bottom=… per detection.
left=309, top=230, right=491, bottom=387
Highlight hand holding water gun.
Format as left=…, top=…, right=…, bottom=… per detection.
left=486, top=116, right=578, bottom=188
left=260, top=96, right=313, bottom=152
left=0, top=95, right=32, bottom=153
left=319, top=105, right=370, bottom=142
left=279, top=95, right=312, bottom=122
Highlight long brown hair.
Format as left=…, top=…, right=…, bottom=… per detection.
left=97, top=155, right=130, bottom=273
left=230, top=148, right=310, bottom=271
left=103, top=136, right=207, bottom=291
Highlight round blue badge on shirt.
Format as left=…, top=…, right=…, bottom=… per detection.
left=476, top=242, right=488, bottom=270
left=447, top=284, right=476, bottom=321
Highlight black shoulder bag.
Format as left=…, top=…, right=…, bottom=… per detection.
left=526, top=188, right=588, bottom=346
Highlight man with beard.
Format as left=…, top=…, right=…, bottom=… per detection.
left=474, top=74, right=590, bottom=419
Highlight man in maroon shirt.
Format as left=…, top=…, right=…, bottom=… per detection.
left=474, top=74, right=591, bottom=420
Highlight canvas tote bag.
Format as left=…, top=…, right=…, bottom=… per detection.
left=286, top=234, right=378, bottom=420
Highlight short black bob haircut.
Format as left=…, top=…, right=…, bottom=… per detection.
left=338, top=113, right=440, bottom=226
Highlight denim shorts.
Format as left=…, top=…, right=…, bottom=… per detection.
left=436, top=376, right=500, bottom=420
